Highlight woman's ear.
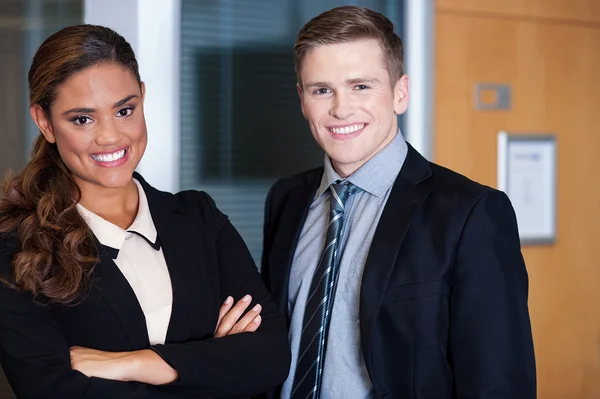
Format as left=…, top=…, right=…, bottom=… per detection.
left=30, top=105, right=56, bottom=143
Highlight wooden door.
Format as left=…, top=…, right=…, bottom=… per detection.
left=435, top=1, right=600, bottom=397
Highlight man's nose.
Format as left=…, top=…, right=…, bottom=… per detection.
left=329, top=92, right=356, bottom=119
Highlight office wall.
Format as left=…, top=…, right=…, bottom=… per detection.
left=0, top=2, right=25, bottom=184
left=434, top=0, right=600, bottom=398
left=437, top=0, right=600, bottom=22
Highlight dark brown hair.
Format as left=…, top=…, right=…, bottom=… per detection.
left=0, top=25, right=141, bottom=304
left=294, top=6, right=404, bottom=87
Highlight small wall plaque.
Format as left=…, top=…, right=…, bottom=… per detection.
left=475, top=83, right=511, bottom=110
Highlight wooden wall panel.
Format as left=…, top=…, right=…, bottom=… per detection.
left=436, top=0, right=600, bottom=24
left=435, top=11, right=600, bottom=399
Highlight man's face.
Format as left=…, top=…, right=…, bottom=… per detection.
left=298, top=38, right=409, bottom=177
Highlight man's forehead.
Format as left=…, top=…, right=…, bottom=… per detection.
left=304, top=38, right=382, bottom=57
left=301, top=40, right=385, bottom=69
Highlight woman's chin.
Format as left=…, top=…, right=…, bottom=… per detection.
left=73, top=171, right=135, bottom=191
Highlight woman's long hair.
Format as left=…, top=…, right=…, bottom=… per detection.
left=0, top=25, right=141, bottom=304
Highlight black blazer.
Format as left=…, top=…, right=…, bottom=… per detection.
left=0, top=174, right=291, bottom=399
left=261, top=145, right=536, bottom=398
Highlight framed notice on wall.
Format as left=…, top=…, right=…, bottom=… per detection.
left=497, top=132, right=557, bottom=245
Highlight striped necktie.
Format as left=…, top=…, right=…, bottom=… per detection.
left=291, top=181, right=359, bottom=399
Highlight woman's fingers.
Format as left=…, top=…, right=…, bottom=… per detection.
left=241, top=314, right=262, bottom=333
left=229, top=303, right=262, bottom=334
left=214, top=296, right=234, bottom=334
left=213, top=294, right=253, bottom=338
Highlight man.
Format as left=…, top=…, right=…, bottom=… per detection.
left=261, top=5, right=536, bottom=399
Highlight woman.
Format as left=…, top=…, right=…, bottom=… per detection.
left=0, top=25, right=290, bottom=398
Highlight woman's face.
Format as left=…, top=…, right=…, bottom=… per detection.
left=31, top=63, right=147, bottom=194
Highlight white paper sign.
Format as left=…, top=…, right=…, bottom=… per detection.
left=498, top=132, right=556, bottom=244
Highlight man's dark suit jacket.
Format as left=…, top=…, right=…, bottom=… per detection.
left=0, top=174, right=290, bottom=399
left=261, top=144, right=536, bottom=398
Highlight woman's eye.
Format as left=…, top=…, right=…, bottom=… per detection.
left=72, top=116, right=90, bottom=125
left=117, top=108, right=133, bottom=117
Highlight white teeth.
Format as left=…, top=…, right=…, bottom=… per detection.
left=329, top=124, right=365, bottom=134
left=91, top=149, right=126, bottom=163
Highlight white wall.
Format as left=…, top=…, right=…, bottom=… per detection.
left=84, top=0, right=181, bottom=193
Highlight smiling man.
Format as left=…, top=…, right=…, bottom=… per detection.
left=260, top=5, right=536, bottom=399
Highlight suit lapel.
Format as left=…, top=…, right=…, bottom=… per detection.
left=153, top=211, right=196, bottom=342
left=92, top=242, right=150, bottom=349
left=269, top=173, right=321, bottom=320
left=136, top=175, right=201, bottom=343
left=359, top=145, right=431, bottom=369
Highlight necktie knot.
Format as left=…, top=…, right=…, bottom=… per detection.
left=329, top=181, right=358, bottom=212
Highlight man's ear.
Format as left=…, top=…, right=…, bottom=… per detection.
left=393, top=74, right=409, bottom=115
left=297, top=82, right=307, bottom=119
left=30, top=104, right=56, bottom=143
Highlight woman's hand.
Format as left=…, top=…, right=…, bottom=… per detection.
left=213, top=294, right=262, bottom=338
left=70, top=346, right=178, bottom=385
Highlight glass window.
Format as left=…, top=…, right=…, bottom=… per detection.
left=180, top=0, right=404, bottom=264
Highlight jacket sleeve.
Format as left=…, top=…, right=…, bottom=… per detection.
left=0, top=237, right=179, bottom=399
left=149, top=192, right=291, bottom=398
left=450, top=190, right=537, bottom=398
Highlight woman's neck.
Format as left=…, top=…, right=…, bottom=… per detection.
left=78, top=179, right=140, bottom=230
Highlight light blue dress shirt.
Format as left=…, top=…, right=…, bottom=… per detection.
left=281, top=131, right=408, bottom=399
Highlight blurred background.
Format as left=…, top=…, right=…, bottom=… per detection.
left=0, top=0, right=599, bottom=398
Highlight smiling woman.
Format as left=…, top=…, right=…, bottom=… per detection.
left=32, top=63, right=147, bottom=198
left=0, top=25, right=290, bottom=399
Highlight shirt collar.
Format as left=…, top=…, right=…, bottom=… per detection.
left=315, top=129, right=408, bottom=199
left=77, top=179, right=158, bottom=252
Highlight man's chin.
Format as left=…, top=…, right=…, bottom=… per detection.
left=329, top=156, right=367, bottom=177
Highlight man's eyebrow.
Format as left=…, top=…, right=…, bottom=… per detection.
left=303, top=81, right=331, bottom=89
left=345, top=77, right=380, bottom=85
left=303, top=77, right=381, bottom=90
